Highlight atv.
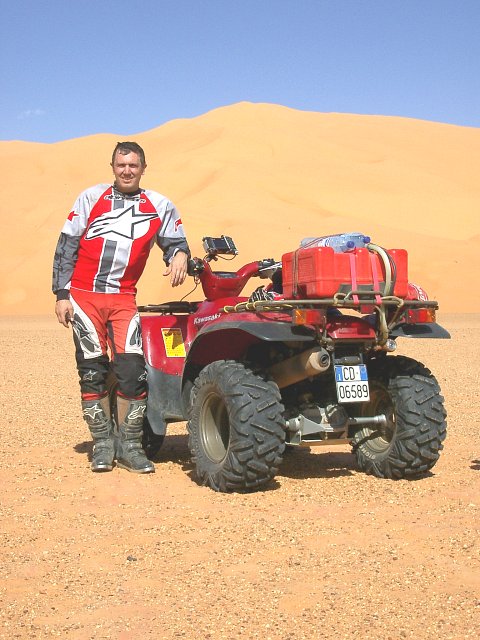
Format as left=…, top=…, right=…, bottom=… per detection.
left=111, top=234, right=449, bottom=492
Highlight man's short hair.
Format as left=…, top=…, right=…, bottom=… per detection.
left=112, top=141, right=146, bottom=167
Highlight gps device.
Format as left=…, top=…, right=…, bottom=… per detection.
left=202, top=236, right=238, bottom=257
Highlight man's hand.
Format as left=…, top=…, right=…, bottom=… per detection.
left=55, top=299, right=74, bottom=327
left=164, top=251, right=188, bottom=287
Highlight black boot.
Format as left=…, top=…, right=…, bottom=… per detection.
left=82, top=397, right=115, bottom=472
left=116, top=397, right=155, bottom=474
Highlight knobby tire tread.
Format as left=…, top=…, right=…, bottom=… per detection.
left=188, top=360, right=286, bottom=492
left=352, top=355, right=447, bottom=479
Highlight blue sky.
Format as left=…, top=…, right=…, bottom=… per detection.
left=1, top=0, right=478, bottom=142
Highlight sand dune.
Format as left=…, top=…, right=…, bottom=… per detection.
left=1, top=102, right=479, bottom=314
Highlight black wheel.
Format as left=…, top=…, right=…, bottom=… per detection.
left=106, top=371, right=164, bottom=460
left=187, top=360, right=286, bottom=492
left=352, top=355, right=447, bottom=479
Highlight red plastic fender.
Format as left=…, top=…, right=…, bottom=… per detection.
left=140, top=314, right=188, bottom=374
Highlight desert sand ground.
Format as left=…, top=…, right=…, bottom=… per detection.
left=0, top=313, right=478, bottom=639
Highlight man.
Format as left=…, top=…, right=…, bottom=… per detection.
left=53, top=141, right=190, bottom=474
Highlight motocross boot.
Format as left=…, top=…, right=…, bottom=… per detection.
left=82, top=396, right=115, bottom=472
left=115, top=397, right=155, bottom=474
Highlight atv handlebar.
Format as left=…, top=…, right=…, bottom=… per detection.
left=187, top=256, right=279, bottom=301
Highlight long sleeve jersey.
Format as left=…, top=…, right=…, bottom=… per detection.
left=52, top=184, right=190, bottom=299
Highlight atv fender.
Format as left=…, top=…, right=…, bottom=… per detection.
left=141, top=314, right=189, bottom=435
left=183, top=320, right=315, bottom=380
left=180, top=320, right=317, bottom=416
left=389, top=322, right=451, bottom=339
left=145, top=362, right=185, bottom=436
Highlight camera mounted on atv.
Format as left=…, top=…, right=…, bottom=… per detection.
left=202, top=235, right=238, bottom=260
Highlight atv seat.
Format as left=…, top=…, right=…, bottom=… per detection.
left=138, top=301, right=199, bottom=314
left=211, top=271, right=238, bottom=278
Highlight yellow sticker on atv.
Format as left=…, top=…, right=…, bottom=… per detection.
left=161, top=328, right=186, bottom=357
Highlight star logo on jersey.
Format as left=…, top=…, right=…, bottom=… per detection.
left=85, top=205, right=157, bottom=241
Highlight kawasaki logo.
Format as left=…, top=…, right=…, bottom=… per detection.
left=194, top=313, right=222, bottom=325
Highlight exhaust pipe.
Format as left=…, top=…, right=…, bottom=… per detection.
left=268, top=347, right=331, bottom=389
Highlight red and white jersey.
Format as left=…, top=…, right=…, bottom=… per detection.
left=53, top=184, right=189, bottom=296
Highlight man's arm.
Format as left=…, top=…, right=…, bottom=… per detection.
left=156, top=202, right=190, bottom=287
left=52, top=232, right=79, bottom=327
left=52, top=190, right=91, bottom=326
left=164, top=250, right=189, bottom=287
left=55, top=299, right=74, bottom=327
left=52, top=233, right=80, bottom=296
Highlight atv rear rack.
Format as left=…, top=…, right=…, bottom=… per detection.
left=222, top=295, right=438, bottom=314
left=223, top=296, right=440, bottom=346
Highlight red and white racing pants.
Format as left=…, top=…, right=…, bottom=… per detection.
left=69, top=288, right=147, bottom=401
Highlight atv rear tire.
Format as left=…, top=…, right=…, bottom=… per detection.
left=188, top=360, right=286, bottom=492
left=352, top=355, right=447, bottom=479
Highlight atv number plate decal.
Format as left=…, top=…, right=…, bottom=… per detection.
left=334, top=365, right=370, bottom=403
left=161, top=328, right=186, bottom=357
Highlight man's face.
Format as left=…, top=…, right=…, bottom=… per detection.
left=111, top=151, right=145, bottom=193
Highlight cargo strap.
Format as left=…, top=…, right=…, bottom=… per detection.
left=348, top=253, right=359, bottom=304
left=292, top=248, right=300, bottom=298
left=368, top=252, right=383, bottom=304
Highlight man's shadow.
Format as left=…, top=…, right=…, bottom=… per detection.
left=74, top=440, right=93, bottom=460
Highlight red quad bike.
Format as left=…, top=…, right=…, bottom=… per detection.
left=111, top=235, right=449, bottom=492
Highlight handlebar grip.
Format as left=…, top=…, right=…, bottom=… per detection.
left=187, top=258, right=205, bottom=276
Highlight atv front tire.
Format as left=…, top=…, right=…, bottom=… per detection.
left=188, top=360, right=286, bottom=492
left=352, top=355, right=447, bottom=479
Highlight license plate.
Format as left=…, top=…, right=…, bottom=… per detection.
left=334, top=365, right=370, bottom=403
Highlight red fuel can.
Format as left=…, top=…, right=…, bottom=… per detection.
left=281, top=247, right=408, bottom=299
